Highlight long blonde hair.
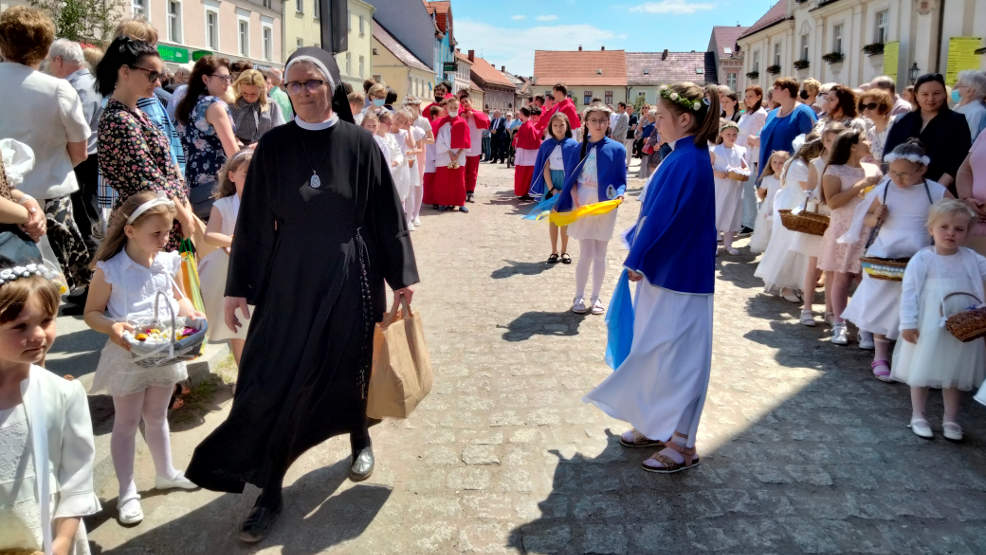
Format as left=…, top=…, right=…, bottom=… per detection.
left=214, top=149, right=253, bottom=199
left=233, top=69, right=269, bottom=112
left=92, top=191, right=177, bottom=266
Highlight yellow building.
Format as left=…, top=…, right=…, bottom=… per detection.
left=371, top=19, right=435, bottom=103
left=284, top=0, right=374, bottom=91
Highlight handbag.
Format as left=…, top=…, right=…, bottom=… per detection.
left=366, top=296, right=432, bottom=419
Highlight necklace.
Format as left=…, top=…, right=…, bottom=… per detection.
left=294, top=114, right=339, bottom=189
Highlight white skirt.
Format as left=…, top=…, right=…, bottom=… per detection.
left=891, top=277, right=986, bottom=390
left=841, top=275, right=901, bottom=339
left=567, top=186, right=619, bottom=241
left=748, top=201, right=772, bottom=253
left=584, top=283, right=713, bottom=441
left=198, top=249, right=250, bottom=343
left=790, top=229, right=824, bottom=258
left=90, top=340, right=188, bottom=397
left=754, top=207, right=810, bottom=291
left=714, top=178, right=743, bottom=233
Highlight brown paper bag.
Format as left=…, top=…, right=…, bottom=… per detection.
left=367, top=296, right=433, bottom=419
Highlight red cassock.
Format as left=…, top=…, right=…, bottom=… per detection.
left=513, top=120, right=541, bottom=197
left=536, top=98, right=582, bottom=136
left=432, top=115, right=471, bottom=206
left=463, top=109, right=490, bottom=194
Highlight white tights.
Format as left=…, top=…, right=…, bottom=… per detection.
left=407, top=184, right=423, bottom=223
left=111, top=385, right=180, bottom=500
left=575, top=239, right=609, bottom=302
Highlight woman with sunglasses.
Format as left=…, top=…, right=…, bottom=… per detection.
left=883, top=73, right=971, bottom=195
left=858, top=88, right=895, bottom=161
left=175, top=56, right=240, bottom=220
left=94, top=36, right=196, bottom=251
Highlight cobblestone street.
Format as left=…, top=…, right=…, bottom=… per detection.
left=78, top=160, right=986, bottom=554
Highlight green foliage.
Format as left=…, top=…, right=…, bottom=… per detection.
left=30, top=0, right=122, bottom=44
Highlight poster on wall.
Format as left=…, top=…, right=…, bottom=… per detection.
left=946, top=36, right=983, bottom=86
left=882, top=41, right=899, bottom=83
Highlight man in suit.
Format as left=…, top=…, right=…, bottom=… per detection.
left=489, top=109, right=509, bottom=164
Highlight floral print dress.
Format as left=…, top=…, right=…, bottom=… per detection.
left=97, top=98, right=188, bottom=250
left=178, top=95, right=232, bottom=220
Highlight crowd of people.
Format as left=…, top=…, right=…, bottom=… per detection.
left=2, top=4, right=986, bottom=552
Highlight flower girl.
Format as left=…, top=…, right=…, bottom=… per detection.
left=711, top=120, right=750, bottom=255
left=749, top=151, right=790, bottom=253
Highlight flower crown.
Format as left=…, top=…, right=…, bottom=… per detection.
left=659, top=86, right=707, bottom=112
left=0, top=262, right=68, bottom=294
left=884, top=152, right=930, bottom=166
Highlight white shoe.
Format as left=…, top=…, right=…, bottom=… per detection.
left=413, top=217, right=422, bottom=226
left=858, top=331, right=874, bottom=350
left=799, top=310, right=816, bottom=327
left=571, top=297, right=587, bottom=314
left=590, top=299, right=605, bottom=315
left=909, top=417, right=933, bottom=439
left=943, top=421, right=963, bottom=442
left=781, top=290, right=801, bottom=303
left=118, top=495, right=144, bottom=525
left=407, top=222, right=416, bottom=231
left=155, top=472, right=198, bottom=491
left=831, top=323, right=849, bottom=345
left=725, top=246, right=739, bottom=256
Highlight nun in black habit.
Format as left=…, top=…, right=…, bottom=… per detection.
left=185, top=48, right=418, bottom=542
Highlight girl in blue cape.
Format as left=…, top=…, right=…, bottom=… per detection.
left=584, top=83, right=720, bottom=474
left=529, top=112, right=581, bottom=265
left=553, top=103, right=627, bottom=315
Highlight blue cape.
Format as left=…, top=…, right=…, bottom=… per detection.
left=554, top=137, right=627, bottom=212
left=529, top=137, right=581, bottom=198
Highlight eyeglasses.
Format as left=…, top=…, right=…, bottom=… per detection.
left=285, top=79, right=326, bottom=94
left=130, top=65, right=164, bottom=83
left=210, top=73, right=233, bottom=83
left=859, top=102, right=879, bottom=111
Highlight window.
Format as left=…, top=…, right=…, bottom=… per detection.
left=583, top=90, right=592, bottom=105
left=604, top=90, right=613, bottom=105
left=833, top=23, right=844, bottom=53
left=262, top=0, right=271, bottom=8
left=313, top=0, right=319, bottom=19
left=773, top=42, right=781, bottom=66
left=296, top=0, right=303, bottom=14
left=752, top=49, right=760, bottom=72
left=296, top=37, right=304, bottom=50
left=238, top=15, right=249, bottom=57
left=205, top=7, right=219, bottom=50
left=874, top=9, right=888, bottom=43
left=800, top=33, right=809, bottom=60
left=132, top=0, right=145, bottom=18
left=345, top=52, right=352, bottom=75
left=727, top=72, right=737, bottom=90
left=262, top=24, right=273, bottom=61
left=359, top=15, right=365, bottom=36
left=167, top=0, right=182, bottom=43
left=358, top=55, right=364, bottom=78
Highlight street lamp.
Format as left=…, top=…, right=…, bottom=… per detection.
left=908, top=62, right=920, bottom=84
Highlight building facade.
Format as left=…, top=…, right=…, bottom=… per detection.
left=425, top=1, right=455, bottom=85
left=626, top=50, right=716, bottom=105
left=465, top=51, right=516, bottom=112
left=533, top=47, right=628, bottom=111
left=708, top=25, right=748, bottom=92
left=371, top=18, right=433, bottom=102
left=333, top=0, right=373, bottom=88
left=738, top=0, right=986, bottom=92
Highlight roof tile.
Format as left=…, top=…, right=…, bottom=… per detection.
left=533, top=49, right=627, bottom=86
left=469, top=55, right=516, bottom=89
left=626, top=51, right=711, bottom=86
left=710, top=25, right=748, bottom=55
left=738, top=0, right=789, bottom=40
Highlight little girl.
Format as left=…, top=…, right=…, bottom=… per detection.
left=817, top=129, right=882, bottom=345
left=84, top=191, right=203, bottom=525
left=840, top=140, right=948, bottom=381
left=892, top=199, right=986, bottom=441
left=199, top=149, right=253, bottom=366
left=749, top=150, right=789, bottom=253
left=385, top=110, right=411, bottom=210
left=530, top=112, right=580, bottom=265
left=711, top=120, right=750, bottom=255
left=375, top=111, right=406, bottom=202
left=0, top=266, right=100, bottom=555
left=397, top=108, right=427, bottom=230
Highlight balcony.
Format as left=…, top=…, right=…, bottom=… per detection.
left=862, top=42, right=885, bottom=56
left=766, top=64, right=781, bottom=75
left=821, top=51, right=844, bottom=64
left=793, top=59, right=810, bottom=70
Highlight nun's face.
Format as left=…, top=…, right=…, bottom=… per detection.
left=286, top=62, right=332, bottom=122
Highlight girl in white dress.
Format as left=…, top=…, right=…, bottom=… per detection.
left=840, top=140, right=948, bottom=381
left=711, top=121, right=750, bottom=255
left=199, top=149, right=252, bottom=365
left=83, top=191, right=204, bottom=525
left=0, top=269, right=100, bottom=555
left=379, top=110, right=408, bottom=205
left=397, top=108, right=427, bottom=230
left=749, top=150, right=789, bottom=253
left=892, top=199, right=986, bottom=441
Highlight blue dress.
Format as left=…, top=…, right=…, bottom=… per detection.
left=757, top=103, right=817, bottom=179
left=179, top=95, right=232, bottom=220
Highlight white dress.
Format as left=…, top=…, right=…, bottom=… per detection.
left=737, top=107, right=767, bottom=170
left=408, top=126, right=426, bottom=189
left=567, top=149, right=619, bottom=241
left=789, top=157, right=828, bottom=258
left=841, top=180, right=946, bottom=339
left=712, top=143, right=747, bottom=233
left=891, top=247, right=986, bottom=390
left=0, top=404, right=43, bottom=552
left=749, top=175, right=780, bottom=253
left=198, top=195, right=249, bottom=343
left=754, top=161, right=811, bottom=291
left=91, top=250, right=188, bottom=396
left=387, top=131, right=409, bottom=201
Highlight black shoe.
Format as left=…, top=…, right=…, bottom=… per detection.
left=466, top=193, right=475, bottom=203
left=350, top=446, right=374, bottom=481
left=239, top=502, right=281, bottom=543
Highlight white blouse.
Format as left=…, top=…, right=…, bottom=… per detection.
left=96, top=250, right=182, bottom=321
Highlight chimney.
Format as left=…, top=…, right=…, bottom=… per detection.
left=662, top=49, right=668, bottom=60
left=468, top=49, right=475, bottom=62
left=578, top=45, right=582, bottom=51
left=501, top=65, right=506, bottom=72
left=601, top=46, right=605, bottom=51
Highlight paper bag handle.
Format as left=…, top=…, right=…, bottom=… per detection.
left=383, top=295, right=412, bottom=326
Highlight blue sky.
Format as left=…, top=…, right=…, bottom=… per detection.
left=453, top=0, right=777, bottom=77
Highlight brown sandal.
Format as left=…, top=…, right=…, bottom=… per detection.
left=641, top=440, right=700, bottom=474
left=619, top=429, right=665, bottom=449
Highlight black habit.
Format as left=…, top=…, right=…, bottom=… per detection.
left=882, top=109, right=971, bottom=195
left=185, top=115, right=418, bottom=493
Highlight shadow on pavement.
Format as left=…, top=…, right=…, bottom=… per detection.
left=500, top=310, right=588, bottom=342
left=491, top=259, right=555, bottom=279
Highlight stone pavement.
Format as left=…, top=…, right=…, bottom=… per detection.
left=72, top=159, right=986, bottom=554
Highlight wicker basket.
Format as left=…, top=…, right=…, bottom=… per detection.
left=779, top=209, right=829, bottom=236
left=123, top=291, right=208, bottom=368
left=859, top=256, right=909, bottom=281
left=942, top=292, right=986, bottom=342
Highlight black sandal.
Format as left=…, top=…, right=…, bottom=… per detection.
left=560, top=253, right=572, bottom=264
left=547, top=253, right=560, bottom=264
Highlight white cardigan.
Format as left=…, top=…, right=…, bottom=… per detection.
left=18, top=365, right=101, bottom=555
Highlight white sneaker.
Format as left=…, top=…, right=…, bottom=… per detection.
left=413, top=217, right=422, bottom=226
left=155, top=472, right=198, bottom=491
left=590, top=299, right=605, bottom=315
left=571, top=297, right=588, bottom=314
left=800, top=310, right=816, bottom=327
left=831, top=323, right=849, bottom=345
left=118, top=495, right=144, bottom=525
left=858, top=331, right=874, bottom=350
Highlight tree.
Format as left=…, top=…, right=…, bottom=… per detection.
left=30, top=0, right=123, bottom=44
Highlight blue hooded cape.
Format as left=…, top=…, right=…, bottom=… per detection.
left=553, top=137, right=627, bottom=212
left=528, top=137, right=581, bottom=198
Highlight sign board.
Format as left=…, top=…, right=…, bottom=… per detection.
left=946, top=36, right=983, bottom=87
left=882, top=41, right=899, bottom=83
left=158, top=45, right=189, bottom=64
left=443, top=62, right=457, bottom=72
left=192, top=50, right=214, bottom=62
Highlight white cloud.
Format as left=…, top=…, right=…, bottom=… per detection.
left=535, top=14, right=559, bottom=21
left=455, top=19, right=624, bottom=76
left=629, top=0, right=715, bottom=14
left=511, top=14, right=526, bottom=20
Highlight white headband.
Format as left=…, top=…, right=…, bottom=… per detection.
left=884, top=152, right=930, bottom=166
left=285, top=55, right=336, bottom=91
left=127, top=196, right=175, bottom=225
left=0, top=261, right=68, bottom=293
